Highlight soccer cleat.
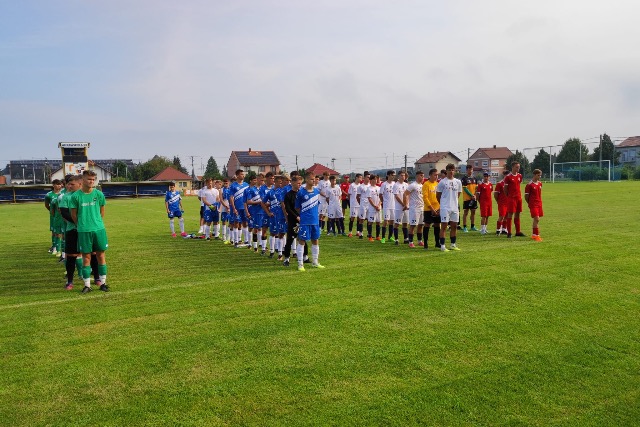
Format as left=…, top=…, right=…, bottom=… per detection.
left=470, top=226, right=479, bottom=231
left=181, top=232, right=188, bottom=237
left=254, top=247, right=258, bottom=252
left=348, top=233, right=353, bottom=238
left=311, top=264, right=326, bottom=269
left=198, top=227, right=204, bottom=234
left=462, top=227, right=469, bottom=233
left=269, top=252, right=275, bottom=258
left=424, top=245, right=429, bottom=250
left=58, top=256, right=65, bottom=263
left=99, top=284, right=110, bottom=292
left=496, top=230, right=501, bottom=236
left=440, top=246, right=449, bottom=252
left=171, top=233, right=177, bottom=238
left=81, top=286, right=92, bottom=294
left=261, top=249, right=266, bottom=256
left=532, top=235, right=543, bottom=242
left=52, top=250, right=58, bottom=256
left=515, top=232, right=526, bottom=237
left=389, top=237, right=396, bottom=242
left=48, top=246, right=54, bottom=254
left=376, top=236, right=381, bottom=241
left=303, top=257, right=311, bottom=264
left=418, top=241, right=424, bottom=247
left=277, top=255, right=284, bottom=261
left=359, top=235, right=364, bottom=239
left=408, top=242, right=415, bottom=248
left=450, top=245, right=461, bottom=251
left=326, top=232, right=333, bottom=236
left=395, top=240, right=399, bottom=246
left=298, top=266, right=306, bottom=272
left=206, top=237, right=210, bottom=240
left=507, top=234, right=512, bottom=239
left=380, top=238, right=386, bottom=244
left=368, top=237, right=374, bottom=242
left=404, top=238, right=409, bottom=244
left=65, top=282, right=73, bottom=290
left=283, top=259, right=290, bottom=267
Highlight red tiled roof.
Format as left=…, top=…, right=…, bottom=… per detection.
left=150, top=167, right=192, bottom=181
left=469, top=147, right=513, bottom=160
left=618, top=136, right=640, bottom=148
left=305, top=163, right=340, bottom=176
left=0, top=176, right=6, bottom=185
left=415, top=151, right=462, bottom=164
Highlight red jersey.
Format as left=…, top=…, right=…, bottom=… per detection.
left=525, top=181, right=542, bottom=207
left=476, top=182, right=493, bottom=205
left=339, top=182, right=350, bottom=200
left=494, top=180, right=507, bottom=205
left=503, top=173, right=522, bottom=200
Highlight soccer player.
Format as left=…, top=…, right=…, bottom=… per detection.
left=461, top=164, right=478, bottom=232
left=379, top=170, right=396, bottom=243
left=229, top=170, right=249, bottom=246
left=58, top=175, right=84, bottom=289
left=259, top=172, right=275, bottom=254
left=263, top=175, right=287, bottom=259
left=422, top=168, right=441, bottom=250
left=244, top=174, right=263, bottom=251
left=50, top=184, right=66, bottom=261
left=220, top=178, right=231, bottom=243
left=403, top=171, right=425, bottom=248
left=493, top=170, right=510, bottom=235
left=347, top=173, right=362, bottom=237
left=197, top=184, right=206, bottom=234
left=165, top=182, right=186, bottom=238
left=317, top=171, right=331, bottom=233
left=295, top=172, right=325, bottom=271
left=436, top=164, right=463, bottom=251
left=366, top=175, right=382, bottom=242
left=69, top=170, right=109, bottom=293
left=503, top=162, right=526, bottom=238
left=356, top=173, right=371, bottom=239
left=327, top=175, right=345, bottom=236
left=44, top=179, right=63, bottom=255
left=282, top=175, right=309, bottom=266
left=393, top=171, right=409, bottom=245
left=525, top=169, right=544, bottom=241
left=476, top=172, right=493, bottom=235
left=201, top=178, right=220, bottom=240
left=340, top=175, right=350, bottom=218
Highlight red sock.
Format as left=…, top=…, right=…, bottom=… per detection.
left=533, top=227, right=539, bottom=235
left=514, top=218, right=521, bottom=233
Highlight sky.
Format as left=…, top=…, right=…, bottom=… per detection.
left=2, top=0, right=639, bottom=174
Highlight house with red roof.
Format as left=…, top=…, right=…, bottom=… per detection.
left=227, top=148, right=281, bottom=178
left=305, top=163, right=340, bottom=177
left=414, top=152, right=462, bottom=174
left=616, top=136, right=640, bottom=167
left=468, top=146, right=514, bottom=180
left=150, top=167, right=193, bottom=190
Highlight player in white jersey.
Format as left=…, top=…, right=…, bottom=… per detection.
left=317, top=172, right=331, bottom=233
left=379, top=170, right=396, bottom=244
left=201, top=178, right=221, bottom=240
left=326, top=175, right=345, bottom=235
left=403, top=171, right=425, bottom=248
left=366, top=176, right=382, bottom=242
left=392, top=171, right=409, bottom=245
left=197, top=185, right=206, bottom=234
left=347, top=173, right=362, bottom=237
left=436, top=163, right=463, bottom=251
left=356, top=173, right=371, bottom=239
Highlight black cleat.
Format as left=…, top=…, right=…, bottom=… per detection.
left=99, top=284, right=110, bottom=292
left=515, top=232, right=526, bottom=237
left=81, top=286, right=92, bottom=294
left=303, top=257, right=311, bottom=264
left=260, top=250, right=266, bottom=256
left=269, top=252, right=275, bottom=258
left=283, top=259, right=290, bottom=267
left=507, top=233, right=512, bottom=239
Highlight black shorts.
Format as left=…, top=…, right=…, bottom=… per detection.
left=423, top=211, right=439, bottom=225
left=200, top=206, right=205, bottom=218
left=463, top=200, right=477, bottom=210
left=342, top=199, right=349, bottom=210
left=65, top=229, right=79, bottom=254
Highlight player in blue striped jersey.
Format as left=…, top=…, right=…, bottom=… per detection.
left=244, top=174, right=264, bottom=252
left=263, top=175, right=287, bottom=259
left=229, top=170, right=249, bottom=247
left=295, top=172, right=325, bottom=271
left=165, top=182, right=186, bottom=237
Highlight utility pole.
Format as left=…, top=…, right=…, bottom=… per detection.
left=404, top=154, right=408, bottom=174
left=599, top=134, right=603, bottom=166
left=467, top=148, right=471, bottom=163
left=188, top=155, right=196, bottom=180
left=295, top=155, right=298, bottom=171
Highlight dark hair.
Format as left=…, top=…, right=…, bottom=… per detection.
left=415, top=171, right=424, bottom=176
left=83, top=170, right=97, bottom=177
left=466, top=164, right=473, bottom=170
left=429, top=168, right=438, bottom=175
left=387, top=170, right=395, bottom=177
left=52, top=179, right=62, bottom=185
left=446, top=164, right=456, bottom=171
left=169, top=181, right=176, bottom=186
left=355, top=173, right=362, bottom=178
left=265, top=172, right=274, bottom=178
left=235, top=169, right=244, bottom=175
left=329, top=175, right=336, bottom=180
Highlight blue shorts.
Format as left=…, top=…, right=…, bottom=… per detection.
left=221, top=211, right=229, bottom=222
left=167, top=209, right=182, bottom=219
left=298, top=224, right=320, bottom=241
left=269, top=211, right=286, bottom=235
left=235, top=209, right=247, bottom=224
left=203, top=208, right=219, bottom=223
left=252, top=212, right=264, bottom=229
left=261, top=213, right=270, bottom=228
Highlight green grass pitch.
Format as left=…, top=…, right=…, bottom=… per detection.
left=1, top=181, right=639, bottom=426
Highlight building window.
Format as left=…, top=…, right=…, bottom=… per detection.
left=491, top=160, right=499, bottom=166
left=482, top=160, right=488, bottom=167
left=259, top=166, right=265, bottom=172
left=178, top=181, right=187, bottom=188
left=474, top=161, right=478, bottom=167
left=270, top=166, right=276, bottom=172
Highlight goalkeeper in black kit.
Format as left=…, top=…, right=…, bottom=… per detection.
left=282, top=172, right=309, bottom=267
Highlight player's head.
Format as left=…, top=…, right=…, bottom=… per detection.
left=274, top=175, right=283, bottom=187
left=386, top=170, right=396, bottom=181
left=440, top=169, right=446, bottom=178
left=82, top=170, right=97, bottom=188
left=445, top=163, right=456, bottom=178
left=282, top=173, right=290, bottom=184
left=397, top=171, right=407, bottom=182
left=363, top=174, right=370, bottom=183
left=466, top=164, right=473, bottom=175
left=342, top=174, right=349, bottom=182
left=291, top=175, right=302, bottom=191
left=66, top=174, right=82, bottom=191
left=169, top=181, right=176, bottom=190
left=257, top=173, right=265, bottom=185
left=483, top=172, right=490, bottom=182
left=532, top=169, right=542, bottom=180
left=222, top=178, right=229, bottom=187
left=290, top=170, right=300, bottom=179
left=52, top=179, right=63, bottom=189
left=206, top=178, right=213, bottom=188
left=502, top=169, right=510, bottom=177
left=415, top=171, right=425, bottom=183
left=511, top=162, right=520, bottom=173
left=305, top=171, right=315, bottom=187
left=322, top=171, right=330, bottom=179
left=235, top=169, right=245, bottom=181
left=428, top=168, right=438, bottom=181
left=354, top=173, right=362, bottom=183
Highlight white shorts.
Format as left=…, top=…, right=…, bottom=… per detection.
left=350, top=204, right=360, bottom=218
left=440, top=209, right=460, bottom=224
left=327, top=204, right=344, bottom=219
left=319, top=199, right=328, bottom=216
left=367, top=208, right=381, bottom=223
left=394, top=209, right=408, bottom=225
left=383, top=208, right=395, bottom=222
left=409, top=209, right=423, bottom=226
left=358, top=205, right=369, bottom=220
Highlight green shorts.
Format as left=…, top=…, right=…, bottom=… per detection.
left=52, top=219, right=65, bottom=235
left=77, top=229, right=109, bottom=253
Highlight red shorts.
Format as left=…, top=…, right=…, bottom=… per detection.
left=507, top=198, right=522, bottom=214
left=529, top=206, right=543, bottom=218
left=480, top=203, right=492, bottom=218
left=497, top=203, right=507, bottom=218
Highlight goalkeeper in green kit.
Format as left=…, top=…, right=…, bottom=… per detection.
left=70, top=170, right=109, bottom=293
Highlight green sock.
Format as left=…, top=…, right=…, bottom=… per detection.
left=51, top=235, right=55, bottom=246
left=98, top=264, right=107, bottom=276
left=82, top=266, right=92, bottom=282
left=75, top=257, right=84, bottom=272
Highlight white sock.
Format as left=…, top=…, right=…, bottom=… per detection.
left=179, top=218, right=185, bottom=233
left=279, top=237, right=285, bottom=254
left=312, top=244, right=319, bottom=265
left=213, top=224, right=219, bottom=237
left=169, top=219, right=175, bottom=233
left=204, top=225, right=210, bottom=237
left=270, top=236, right=275, bottom=252
left=257, top=230, right=262, bottom=244
left=297, top=242, right=305, bottom=266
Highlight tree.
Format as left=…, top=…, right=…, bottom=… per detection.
left=204, top=156, right=221, bottom=179
left=531, top=148, right=551, bottom=176
left=111, top=160, right=130, bottom=180
left=590, top=133, right=621, bottom=165
left=172, top=156, right=188, bottom=174
left=221, top=164, right=228, bottom=178
left=556, top=138, right=589, bottom=163
left=505, top=150, right=531, bottom=175
left=244, top=171, right=257, bottom=183
left=132, top=155, right=174, bottom=181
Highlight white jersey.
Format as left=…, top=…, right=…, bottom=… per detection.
left=318, top=179, right=331, bottom=198
left=328, top=185, right=342, bottom=210
left=380, top=181, right=395, bottom=208
left=406, top=181, right=425, bottom=210
left=198, top=187, right=206, bottom=206
left=357, top=183, right=370, bottom=209
left=393, top=181, right=408, bottom=210
left=366, top=185, right=381, bottom=207
left=436, top=177, right=462, bottom=211
left=202, top=187, right=219, bottom=208
left=348, top=182, right=360, bottom=208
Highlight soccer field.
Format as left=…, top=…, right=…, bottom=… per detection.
left=1, top=181, right=639, bottom=426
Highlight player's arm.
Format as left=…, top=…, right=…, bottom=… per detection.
left=436, top=191, right=442, bottom=204
left=59, top=206, right=73, bottom=223
left=71, top=208, right=78, bottom=224
left=44, top=196, right=51, bottom=212
left=403, top=190, right=409, bottom=208
left=100, top=205, right=105, bottom=219
left=524, top=185, right=531, bottom=204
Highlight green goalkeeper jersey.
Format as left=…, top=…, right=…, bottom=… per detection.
left=59, top=190, right=77, bottom=231
left=69, top=189, right=106, bottom=232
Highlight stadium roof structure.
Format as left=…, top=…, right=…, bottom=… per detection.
left=415, top=151, right=462, bottom=164
left=617, top=136, right=640, bottom=147
left=232, top=149, right=281, bottom=166
left=305, top=163, right=340, bottom=176
left=149, top=167, right=192, bottom=181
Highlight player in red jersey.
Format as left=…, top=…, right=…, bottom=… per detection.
left=503, top=162, right=526, bottom=238
left=525, top=169, right=544, bottom=241
left=340, top=175, right=350, bottom=217
left=475, top=172, right=493, bottom=235
left=493, top=170, right=510, bottom=235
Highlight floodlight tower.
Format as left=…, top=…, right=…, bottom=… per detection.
left=58, top=142, right=90, bottom=176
